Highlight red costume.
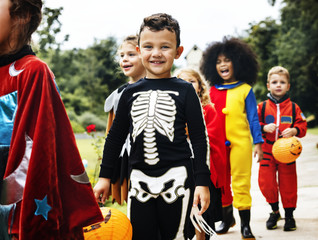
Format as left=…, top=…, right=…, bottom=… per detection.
left=0, top=48, right=103, bottom=239
left=202, top=103, right=226, bottom=189
left=257, top=94, right=307, bottom=208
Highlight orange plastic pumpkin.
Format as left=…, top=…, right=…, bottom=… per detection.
left=272, top=137, right=302, bottom=163
left=83, top=207, right=132, bottom=240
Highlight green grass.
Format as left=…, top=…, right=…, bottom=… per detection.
left=76, top=138, right=127, bottom=214
left=308, top=127, right=318, bottom=135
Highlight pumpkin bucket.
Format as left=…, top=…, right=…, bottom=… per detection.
left=272, top=137, right=302, bottom=163
left=83, top=207, right=132, bottom=240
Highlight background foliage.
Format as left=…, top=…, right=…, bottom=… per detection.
left=34, top=0, right=318, bottom=131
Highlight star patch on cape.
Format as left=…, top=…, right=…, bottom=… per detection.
left=34, top=195, right=51, bottom=220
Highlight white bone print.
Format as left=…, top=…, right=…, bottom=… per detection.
left=131, top=90, right=178, bottom=165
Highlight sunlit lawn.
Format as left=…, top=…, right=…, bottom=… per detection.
left=75, top=137, right=127, bottom=214
left=308, top=127, right=318, bottom=135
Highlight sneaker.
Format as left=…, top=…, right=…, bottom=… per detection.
left=266, top=212, right=281, bottom=230
left=284, top=217, right=297, bottom=231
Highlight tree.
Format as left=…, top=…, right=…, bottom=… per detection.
left=245, top=0, right=318, bottom=123
left=244, top=18, right=280, bottom=101
left=277, top=0, right=318, bottom=122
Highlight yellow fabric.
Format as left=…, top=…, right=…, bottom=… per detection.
left=225, top=83, right=253, bottom=209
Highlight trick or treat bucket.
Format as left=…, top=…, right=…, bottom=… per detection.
left=83, top=207, right=132, bottom=240
left=272, top=137, right=302, bottom=163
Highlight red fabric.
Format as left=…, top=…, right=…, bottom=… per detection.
left=1, top=55, right=103, bottom=239
left=257, top=98, right=307, bottom=141
left=257, top=97, right=307, bottom=208
left=202, top=104, right=226, bottom=188
left=209, top=86, right=233, bottom=205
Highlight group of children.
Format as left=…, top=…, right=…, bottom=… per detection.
left=0, top=1, right=307, bottom=239
left=93, top=13, right=307, bottom=240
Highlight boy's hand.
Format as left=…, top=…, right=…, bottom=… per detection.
left=254, top=143, right=263, bottom=162
left=281, top=128, right=297, bottom=138
left=264, top=123, right=277, bottom=133
left=193, top=186, right=210, bottom=215
left=93, top=177, right=111, bottom=204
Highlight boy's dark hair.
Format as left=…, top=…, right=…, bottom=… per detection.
left=200, top=36, right=259, bottom=86
left=9, top=0, right=43, bottom=53
left=138, top=13, right=181, bottom=48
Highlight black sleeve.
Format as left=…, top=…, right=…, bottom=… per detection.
left=99, top=90, right=130, bottom=178
left=185, top=85, right=211, bottom=186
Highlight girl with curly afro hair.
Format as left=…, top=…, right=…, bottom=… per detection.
left=200, top=36, right=264, bottom=240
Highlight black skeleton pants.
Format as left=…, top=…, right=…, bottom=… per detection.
left=127, top=161, right=195, bottom=240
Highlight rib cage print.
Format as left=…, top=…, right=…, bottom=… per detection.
left=131, top=90, right=179, bottom=165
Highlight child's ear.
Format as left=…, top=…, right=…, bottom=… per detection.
left=175, top=46, right=184, bottom=59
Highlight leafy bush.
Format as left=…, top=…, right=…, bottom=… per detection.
left=70, top=120, right=85, bottom=133
left=78, top=112, right=106, bottom=131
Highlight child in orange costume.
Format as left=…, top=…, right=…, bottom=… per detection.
left=258, top=66, right=307, bottom=231
left=176, top=68, right=226, bottom=240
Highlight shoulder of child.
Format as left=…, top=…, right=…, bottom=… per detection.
left=16, top=55, right=54, bottom=83
left=104, top=83, right=130, bottom=112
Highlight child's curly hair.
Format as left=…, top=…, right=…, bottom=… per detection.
left=200, top=36, right=259, bottom=86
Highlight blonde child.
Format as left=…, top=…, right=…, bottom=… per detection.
left=104, top=35, right=146, bottom=204
left=0, top=0, right=102, bottom=239
left=176, top=68, right=226, bottom=240
left=258, top=66, right=307, bottom=231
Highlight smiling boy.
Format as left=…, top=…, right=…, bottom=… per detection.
left=94, top=13, right=211, bottom=239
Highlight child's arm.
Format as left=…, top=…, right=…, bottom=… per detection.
left=93, top=177, right=111, bottom=204
left=281, top=127, right=298, bottom=138
left=282, top=103, right=307, bottom=138
left=246, top=90, right=264, bottom=161
left=193, top=186, right=210, bottom=215
left=263, top=123, right=278, bottom=133
left=254, top=143, right=263, bottom=162
left=185, top=86, right=211, bottom=213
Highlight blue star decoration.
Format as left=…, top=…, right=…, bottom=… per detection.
left=34, top=195, right=52, bottom=220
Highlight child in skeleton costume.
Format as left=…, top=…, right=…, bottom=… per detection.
left=94, top=13, right=211, bottom=240
left=257, top=66, right=307, bottom=231
left=0, top=0, right=103, bottom=239
left=200, top=37, right=264, bottom=239
left=104, top=35, right=146, bottom=205
left=176, top=68, right=226, bottom=240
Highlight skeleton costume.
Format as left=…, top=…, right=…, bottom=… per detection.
left=100, top=77, right=211, bottom=240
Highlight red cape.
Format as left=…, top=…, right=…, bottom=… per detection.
left=0, top=55, right=103, bottom=239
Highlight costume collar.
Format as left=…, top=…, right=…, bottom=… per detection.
left=0, top=45, right=35, bottom=67
left=267, top=93, right=290, bottom=104
left=214, top=81, right=244, bottom=90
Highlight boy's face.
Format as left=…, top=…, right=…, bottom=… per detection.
left=216, top=54, right=235, bottom=83
left=267, top=73, right=290, bottom=100
left=137, top=28, right=183, bottom=79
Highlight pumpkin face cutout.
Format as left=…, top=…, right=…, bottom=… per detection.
left=272, top=137, right=302, bottom=163
left=83, top=207, right=132, bottom=240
